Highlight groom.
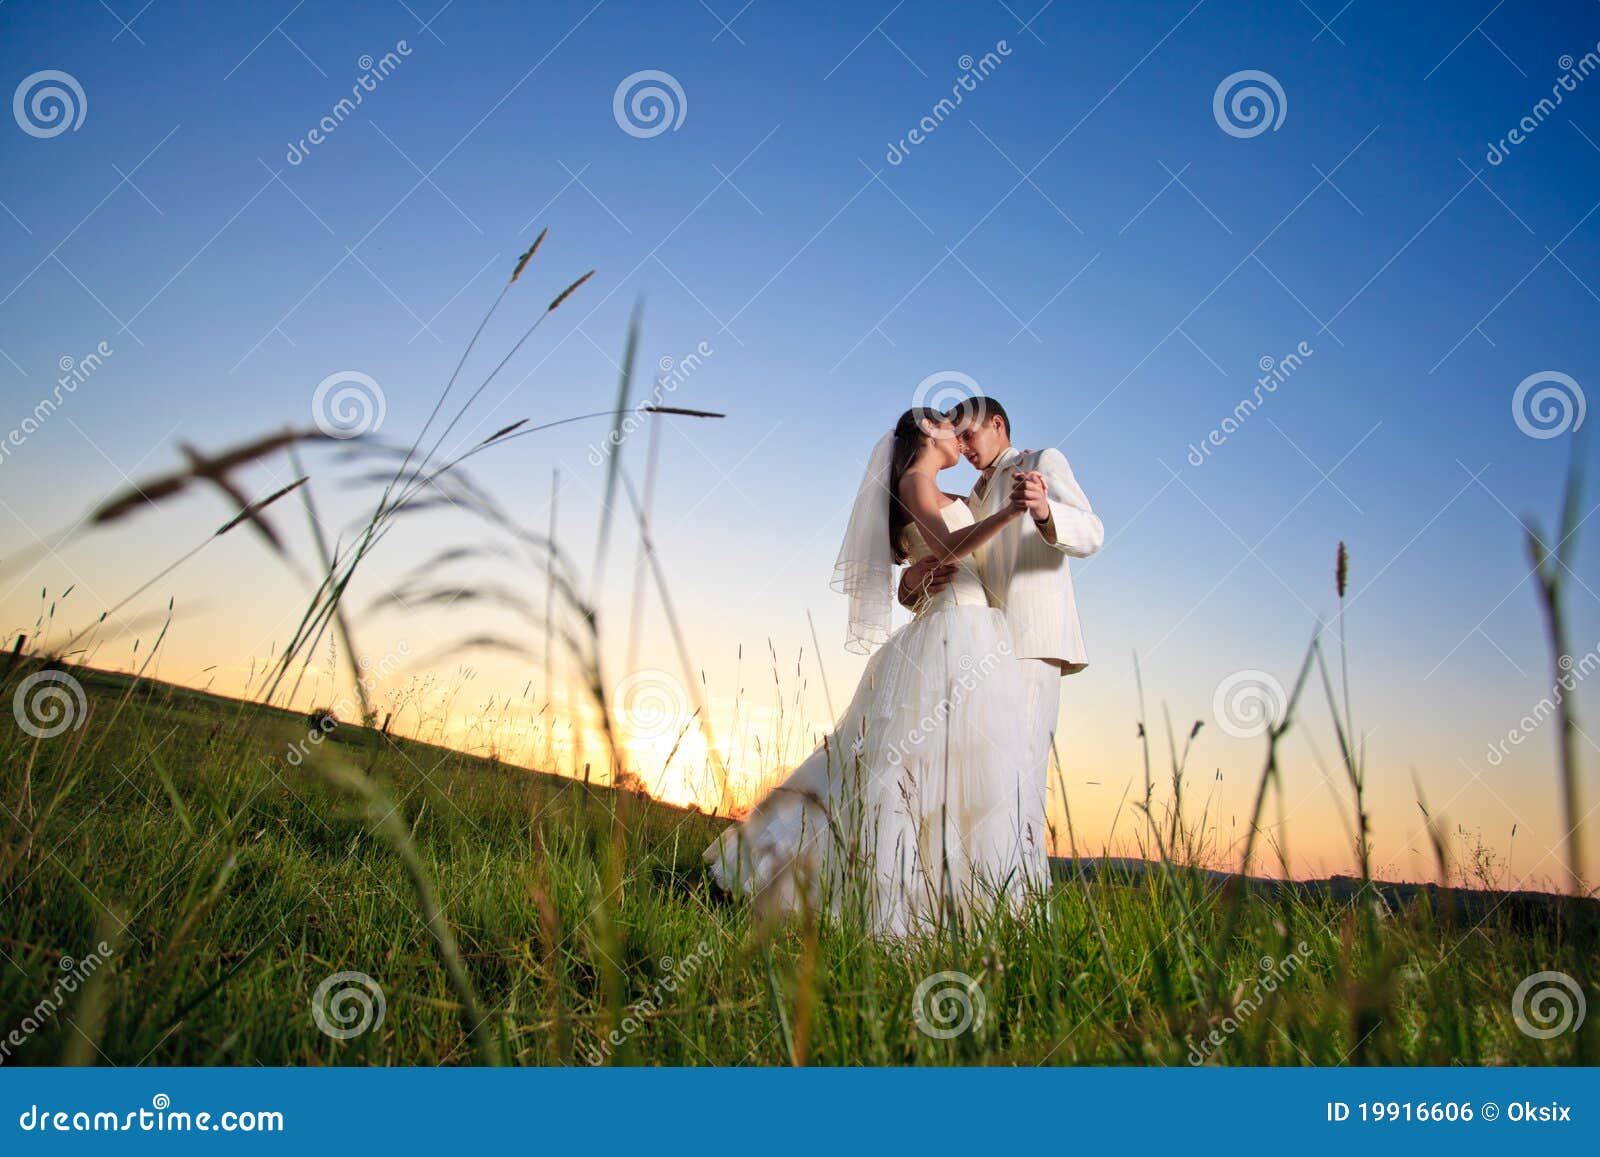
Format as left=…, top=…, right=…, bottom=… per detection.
left=898, top=396, right=1103, bottom=798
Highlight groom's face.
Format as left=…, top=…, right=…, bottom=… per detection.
left=955, top=413, right=1008, bottom=470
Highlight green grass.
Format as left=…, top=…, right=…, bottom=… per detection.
left=2, top=664, right=1593, bottom=1067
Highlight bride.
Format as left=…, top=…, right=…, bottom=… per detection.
left=705, top=407, right=1049, bottom=936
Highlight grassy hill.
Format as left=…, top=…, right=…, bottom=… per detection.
left=2, top=661, right=1594, bottom=1065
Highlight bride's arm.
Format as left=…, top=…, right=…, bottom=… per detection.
left=898, top=471, right=1024, bottom=563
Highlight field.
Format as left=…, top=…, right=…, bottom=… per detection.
left=2, top=662, right=1594, bottom=1067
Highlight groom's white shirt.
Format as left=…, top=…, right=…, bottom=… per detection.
left=970, top=445, right=1103, bottom=674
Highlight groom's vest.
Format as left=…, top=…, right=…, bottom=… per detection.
left=970, top=446, right=1103, bottom=674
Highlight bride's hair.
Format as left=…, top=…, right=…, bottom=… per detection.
left=887, top=406, right=945, bottom=563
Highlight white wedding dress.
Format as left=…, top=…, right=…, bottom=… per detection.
left=706, top=499, right=1049, bottom=937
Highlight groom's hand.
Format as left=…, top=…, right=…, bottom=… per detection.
left=898, top=556, right=957, bottom=610
left=1011, top=471, right=1051, bottom=522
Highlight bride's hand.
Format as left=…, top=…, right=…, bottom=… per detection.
left=899, top=556, right=957, bottom=609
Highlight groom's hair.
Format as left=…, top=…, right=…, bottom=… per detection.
left=946, top=395, right=1010, bottom=437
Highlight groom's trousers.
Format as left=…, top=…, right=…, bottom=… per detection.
left=983, top=656, right=1059, bottom=882
left=1019, top=658, right=1063, bottom=784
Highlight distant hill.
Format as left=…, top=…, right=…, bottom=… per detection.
left=1050, top=855, right=1598, bottom=929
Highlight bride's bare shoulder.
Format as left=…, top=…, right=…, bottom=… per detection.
left=897, top=469, right=951, bottom=508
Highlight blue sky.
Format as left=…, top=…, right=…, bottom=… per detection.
left=2, top=0, right=1597, bottom=882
